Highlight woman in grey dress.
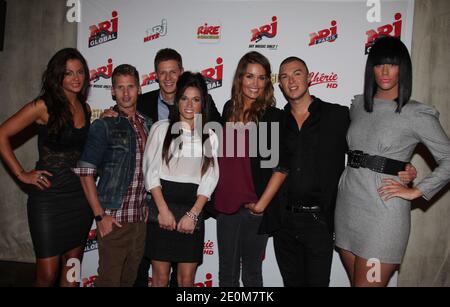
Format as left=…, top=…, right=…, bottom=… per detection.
left=335, top=36, right=450, bottom=287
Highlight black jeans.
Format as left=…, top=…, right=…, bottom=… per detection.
left=217, top=208, right=268, bottom=287
left=273, top=212, right=334, bottom=287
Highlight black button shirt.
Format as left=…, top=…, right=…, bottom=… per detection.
left=284, top=98, right=321, bottom=205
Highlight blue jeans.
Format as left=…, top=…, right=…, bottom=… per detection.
left=217, top=208, right=268, bottom=287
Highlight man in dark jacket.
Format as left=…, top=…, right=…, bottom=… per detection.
left=137, top=48, right=221, bottom=124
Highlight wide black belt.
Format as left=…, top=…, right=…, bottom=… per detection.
left=347, top=150, right=407, bottom=176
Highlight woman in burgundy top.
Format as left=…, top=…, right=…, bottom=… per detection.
left=214, top=51, right=286, bottom=287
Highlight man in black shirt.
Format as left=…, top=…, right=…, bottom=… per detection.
left=272, top=57, right=349, bottom=286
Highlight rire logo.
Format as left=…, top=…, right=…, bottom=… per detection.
left=308, top=72, right=338, bottom=88
left=365, top=13, right=402, bottom=54
left=201, top=57, right=223, bottom=90
left=203, top=240, right=214, bottom=255
left=141, top=71, right=158, bottom=87
left=88, top=11, right=118, bottom=48
left=144, top=19, right=167, bottom=43
left=251, top=16, right=277, bottom=43
left=194, top=273, right=213, bottom=287
left=197, top=22, right=221, bottom=40
left=90, top=58, right=113, bottom=84
left=84, top=229, right=99, bottom=252
left=309, top=20, right=338, bottom=46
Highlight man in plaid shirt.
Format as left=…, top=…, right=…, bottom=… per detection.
left=74, top=64, right=152, bottom=287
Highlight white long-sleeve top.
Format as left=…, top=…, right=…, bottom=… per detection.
left=143, top=120, right=219, bottom=199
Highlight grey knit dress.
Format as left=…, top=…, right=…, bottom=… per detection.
left=335, top=95, right=450, bottom=264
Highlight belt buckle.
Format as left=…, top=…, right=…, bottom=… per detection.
left=349, top=150, right=364, bottom=168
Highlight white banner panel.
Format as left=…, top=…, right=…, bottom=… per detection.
left=77, top=0, right=414, bottom=287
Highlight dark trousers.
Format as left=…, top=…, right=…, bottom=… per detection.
left=273, top=212, right=333, bottom=287
left=134, top=221, right=178, bottom=287
left=217, top=208, right=268, bottom=287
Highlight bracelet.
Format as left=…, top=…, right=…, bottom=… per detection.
left=185, top=211, right=199, bottom=223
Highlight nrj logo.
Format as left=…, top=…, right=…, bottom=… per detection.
left=89, top=11, right=118, bottom=48
left=249, top=16, right=278, bottom=50
left=365, top=13, right=402, bottom=54
left=90, top=58, right=113, bottom=89
left=203, top=240, right=214, bottom=255
left=309, top=72, right=338, bottom=88
left=84, top=229, right=98, bottom=252
left=194, top=273, right=213, bottom=287
left=309, top=20, right=338, bottom=46
left=197, top=22, right=221, bottom=43
left=201, top=57, right=223, bottom=90
left=82, top=275, right=98, bottom=287
left=144, top=19, right=167, bottom=43
left=141, top=71, right=158, bottom=87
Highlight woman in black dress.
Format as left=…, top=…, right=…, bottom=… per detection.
left=0, top=48, right=93, bottom=286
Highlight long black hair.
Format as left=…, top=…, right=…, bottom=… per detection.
left=162, top=71, right=213, bottom=176
left=363, top=36, right=412, bottom=113
left=36, top=48, right=90, bottom=134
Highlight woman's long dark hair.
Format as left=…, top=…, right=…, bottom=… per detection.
left=228, top=51, right=275, bottom=123
left=36, top=48, right=90, bottom=134
left=364, top=36, right=412, bottom=113
left=162, top=72, right=213, bottom=176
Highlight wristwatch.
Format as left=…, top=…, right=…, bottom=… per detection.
left=95, top=213, right=106, bottom=222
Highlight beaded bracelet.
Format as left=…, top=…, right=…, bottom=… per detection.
left=185, top=211, right=199, bottom=223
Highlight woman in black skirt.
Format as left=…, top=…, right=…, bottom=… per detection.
left=0, top=48, right=93, bottom=286
left=143, top=72, right=219, bottom=287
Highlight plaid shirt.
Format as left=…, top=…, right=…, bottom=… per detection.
left=73, top=110, right=148, bottom=223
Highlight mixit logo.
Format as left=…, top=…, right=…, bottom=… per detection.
left=309, top=72, right=338, bottom=88
left=144, top=19, right=167, bottom=43
left=365, top=13, right=402, bottom=54
left=201, top=57, right=223, bottom=90
left=309, top=20, right=338, bottom=46
left=141, top=71, right=158, bottom=87
left=84, top=229, right=98, bottom=252
left=88, top=11, right=118, bottom=48
left=249, top=16, right=278, bottom=50
left=197, top=22, right=221, bottom=43
left=90, top=58, right=114, bottom=89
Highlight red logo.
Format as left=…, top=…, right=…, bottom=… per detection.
left=88, top=11, right=118, bottom=48
left=309, top=20, right=338, bottom=46
left=84, top=229, right=98, bottom=252
left=194, top=273, right=213, bottom=287
left=144, top=19, right=167, bottom=43
left=203, top=240, right=214, bottom=255
left=251, top=16, right=277, bottom=43
left=365, top=13, right=402, bottom=54
left=90, top=58, right=113, bottom=86
left=201, top=57, right=223, bottom=90
left=197, top=23, right=221, bottom=40
left=141, top=71, right=157, bottom=87
left=309, top=72, right=338, bottom=88
left=82, top=275, right=98, bottom=287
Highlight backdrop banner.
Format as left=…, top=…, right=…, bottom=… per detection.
left=77, top=0, right=414, bottom=287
